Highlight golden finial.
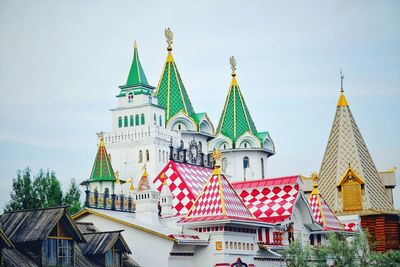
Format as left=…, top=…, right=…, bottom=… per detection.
left=134, top=40, right=138, bottom=49
left=165, top=27, right=173, bottom=51
left=310, top=172, right=318, bottom=182
left=115, top=171, right=120, bottom=184
left=96, top=131, right=104, bottom=146
left=160, top=173, right=168, bottom=186
left=229, top=56, right=237, bottom=77
left=211, top=149, right=223, bottom=162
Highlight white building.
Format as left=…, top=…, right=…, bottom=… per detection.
left=75, top=29, right=350, bottom=266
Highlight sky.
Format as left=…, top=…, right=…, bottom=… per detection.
left=0, top=0, right=399, bottom=210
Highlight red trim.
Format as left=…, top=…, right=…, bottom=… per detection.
left=258, top=229, right=263, bottom=242
left=265, top=228, right=270, bottom=244
left=215, top=264, right=230, bottom=266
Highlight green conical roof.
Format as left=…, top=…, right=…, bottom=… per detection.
left=126, top=41, right=148, bottom=86
left=155, top=47, right=195, bottom=121
left=216, top=75, right=257, bottom=142
left=89, top=138, right=116, bottom=181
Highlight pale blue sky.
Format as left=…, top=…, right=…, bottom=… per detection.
left=0, top=0, right=399, bottom=209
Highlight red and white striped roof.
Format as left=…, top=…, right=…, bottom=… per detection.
left=232, top=176, right=300, bottom=223
left=153, top=161, right=212, bottom=215
left=180, top=166, right=257, bottom=223
left=309, top=189, right=343, bottom=230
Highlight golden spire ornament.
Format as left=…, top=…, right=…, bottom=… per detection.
left=211, top=149, right=223, bottom=175
left=165, top=27, right=173, bottom=51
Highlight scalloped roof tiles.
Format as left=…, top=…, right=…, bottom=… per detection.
left=156, top=51, right=195, bottom=121
left=216, top=77, right=258, bottom=142
left=318, top=92, right=393, bottom=213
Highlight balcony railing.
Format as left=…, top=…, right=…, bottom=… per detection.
left=84, top=190, right=135, bottom=212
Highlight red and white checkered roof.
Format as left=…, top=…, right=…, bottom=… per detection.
left=309, top=192, right=343, bottom=230
left=153, top=161, right=212, bottom=215
left=232, top=176, right=300, bottom=223
left=180, top=168, right=257, bottom=223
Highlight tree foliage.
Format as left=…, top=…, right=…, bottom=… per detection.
left=5, top=167, right=82, bottom=214
left=284, top=232, right=400, bottom=267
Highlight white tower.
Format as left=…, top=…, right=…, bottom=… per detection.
left=209, top=57, right=275, bottom=181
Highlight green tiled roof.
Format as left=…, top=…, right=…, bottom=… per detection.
left=155, top=50, right=195, bottom=121
left=89, top=139, right=116, bottom=181
left=126, top=41, right=148, bottom=86
left=216, top=76, right=258, bottom=142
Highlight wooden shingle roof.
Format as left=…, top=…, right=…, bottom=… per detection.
left=79, top=231, right=131, bottom=255
left=0, top=206, right=84, bottom=243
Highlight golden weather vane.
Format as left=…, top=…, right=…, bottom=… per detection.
left=165, top=27, right=173, bottom=50
left=229, top=56, right=237, bottom=76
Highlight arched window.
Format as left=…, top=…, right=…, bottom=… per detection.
left=118, top=117, right=122, bottom=128
left=163, top=151, right=165, bottom=163
left=159, top=150, right=161, bottom=162
left=221, top=158, right=227, bottom=173
left=124, top=116, right=128, bottom=127
left=130, top=115, right=134, bottom=126
left=146, top=149, right=150, bottom=161
left=159, top=115, right=162, bottom=127
left=141, top=114, right=145, bottom=125
left=261, top=158, right=265, bottom=178
left=128, top=92, right=133, bottom=103
left=153, top=114, right=157, bottom=125
left=243, top=156, right=250, bottom=169
left=178, top=124, right=181, bottom=130
left=138, top=150, right=143, bottom=163
left=135, top=114, right=139, bottom=125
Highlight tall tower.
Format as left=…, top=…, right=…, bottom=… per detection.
left=155, top=28, right=214, bottom=154
left=318, top=74, right=398, bottom=251
left=103, top=41, right=180, bottom=183
left=209, top=57, right=275, bottom=181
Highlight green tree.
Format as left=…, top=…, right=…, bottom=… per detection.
left=63, top=179, right=82, bottom=215
left=6, top=168, right=80, bottom=212
left=284, top=239, right=312, bottom=267
left=5, top=168, right=39, bottom=211
left=32, top=169, right=63, bottom=208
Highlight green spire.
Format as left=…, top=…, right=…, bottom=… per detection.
left=155, top=28, right=195, bottom=121
left=126, top=41, right=148, bottom=86
left=89, top=137, right=116, bottom=181
left=216, top=57, right=257, bottom=142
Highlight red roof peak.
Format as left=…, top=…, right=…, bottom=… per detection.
left=180, top=168, right=255, bottom=223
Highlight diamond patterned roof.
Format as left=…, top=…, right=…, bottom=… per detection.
left=232, top=176, right=300, bottom=223
left=155, top=50, right=195, bottom=122
left=89, top=139, right=116, bottom=181
left=309, top=186, right=343, bottom=230
left=216, top=76, right=258, bottom=142
left=179, top=166, right=256, bottom=223
left=153, top=161, right=212, bottom=215
left=318, top=91, right=393, bottom=213
left=126, top=41, right=148, bottom=86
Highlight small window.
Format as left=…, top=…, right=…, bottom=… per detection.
left=159, top=115, right=162, bottom=127
left=118, top=117, right=122, bottom=128
left=153, top=114, right=157, bottom=125
left=139, top=150, right=143, bottom=163
left=243, top=156, right=250, bottom=168
left=141, top=114, right=145, bottom=125
left=105, top=246, right=121, bottom=267
left=135, top=115, right=139, bottom=125
left=146, top=149, right=150, bottom=161
left=261, top=158, right=265, bottom=178
left=128, top=92, right=134, bottom=103
left=130, top=115, right=134, bottom=126
left=42, top=238, right=73, bottom=266
left=178, top=124, right=181, bottom=130
left=124, top=116, right=128, bottom=127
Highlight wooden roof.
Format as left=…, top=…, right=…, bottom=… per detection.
left=79, top=231, right=131, bottom=255
left=76, top=222, right=100, bottom=234
left=0, top=206, right=84, bottom=243
left=2, top=248, right=38, bottom=267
